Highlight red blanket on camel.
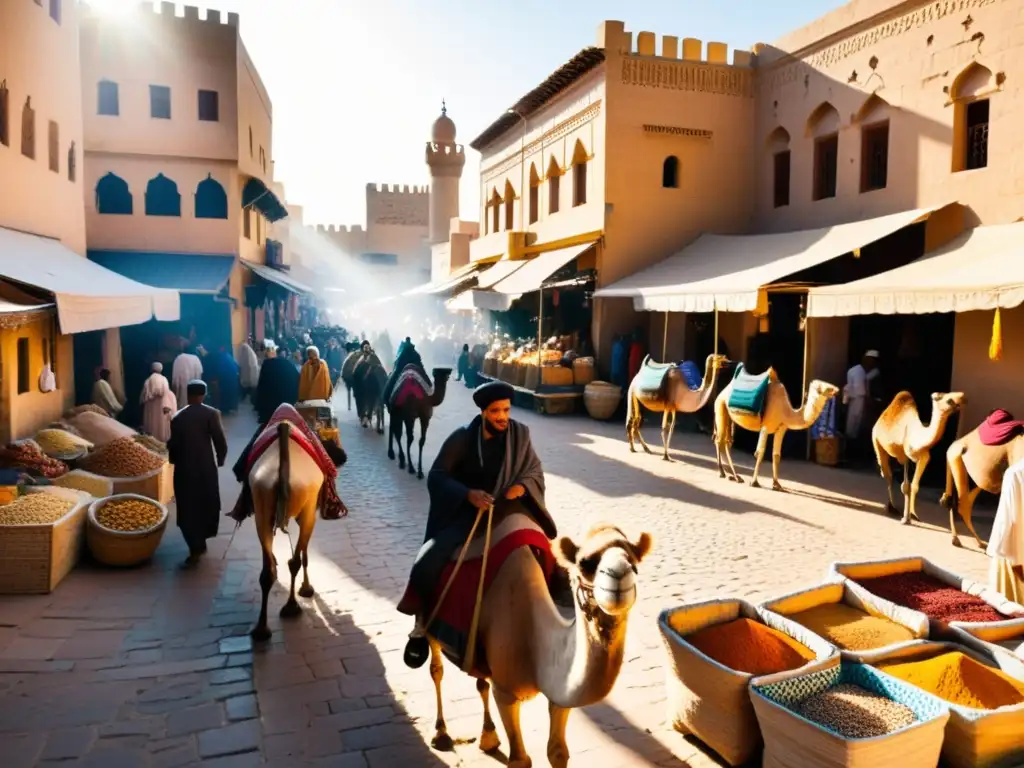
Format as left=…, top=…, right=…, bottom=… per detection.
left=240, top=404, right=347, bottom=521
left=397, top=527, right=555, bottom=677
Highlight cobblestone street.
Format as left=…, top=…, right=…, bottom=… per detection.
left=0, top=383, right=996, bottom=767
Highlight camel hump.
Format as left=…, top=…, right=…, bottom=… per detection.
left=767, top=367, right=779, bottom=382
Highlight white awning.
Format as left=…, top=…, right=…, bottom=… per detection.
left=241, top=260, right=312, bottom=295
left=476, top=259, right=527, bottom=289
left=445, top=291, right=476, bottom=312
left=808, top=222, right=1024, bottom=317
left=402, top=261, right=483, bottom=296
left=593, top=206, right=947, bottom=313
left=490, top=241, right=595, bottom=295
left=0, top=226, right=179, bottom=333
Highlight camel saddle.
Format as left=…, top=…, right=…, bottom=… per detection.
left=728, top=363, right=772, bottom=416
left=633, top=356, right=703, bottom=398
left=389, top=365, right=434, bottom=409
left=396, top=512, right=556, bottom=678
left=978, top=409, right=1024, bottom=447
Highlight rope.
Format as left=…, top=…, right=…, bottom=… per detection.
left=463, top=503, right=494, bottom=675
left=421, top=503, right=489, bottom=634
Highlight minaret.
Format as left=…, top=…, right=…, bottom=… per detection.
left=425, top=100, right=466, bottom=244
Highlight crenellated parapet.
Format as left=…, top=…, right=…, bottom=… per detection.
left=365, top=183, right=430, bottom=195
left=313, top=224, right=365, bottom=235
left=82, top=2, right=240, bottom=27
left=426, top=142, right=466, bottom=177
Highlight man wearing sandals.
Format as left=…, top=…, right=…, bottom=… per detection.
left=401, top=380, right=555, bottom=668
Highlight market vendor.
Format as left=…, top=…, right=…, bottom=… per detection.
left=988, top=456, right=1024, bottom=603
left=92, top=369, right=124, bottom=419
left=398, top=379, right=554, bottom=669
left=298, top=346, right=332, bottom=402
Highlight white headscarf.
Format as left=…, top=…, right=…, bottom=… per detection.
left=141, top=363, right=170, bottom=402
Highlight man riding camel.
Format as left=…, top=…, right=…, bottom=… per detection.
left=401, top=380, right=555, bottom=668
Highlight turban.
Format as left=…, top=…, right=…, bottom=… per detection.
left=473, top=381, right=514, bottom=410
left=186, top=379, right=208, bottom=397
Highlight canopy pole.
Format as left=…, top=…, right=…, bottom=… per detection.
left=536, top=287, right=543, bottom=372
left=713, top=307, right=719, bottom=357
left=661, top=311, right=669, bottom=359
left=803, top=315, right=812, bottom=461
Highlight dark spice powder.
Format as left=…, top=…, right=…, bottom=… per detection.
left=855, top=571, right=1007, bottom=623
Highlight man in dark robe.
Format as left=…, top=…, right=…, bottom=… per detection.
left=167, top=380, right=228, bottom=568
left=253, top=345, right=300, bottom=425
left=402, top=380, right=553, bottom=668
left=382, top=338, right=431, bottom=406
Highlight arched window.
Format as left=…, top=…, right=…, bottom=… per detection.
left=21, top=97, right=35, bottom=159
left=195, top=174, right=228, bottom=219
left=807, top=101, right=840, bottom=200
left=0, top=80, right=9, bottom=147
left=855, top=96, right=890, bottom=192
left=95, top=172, right=133, bottom=215
left=489, top=188, right=500, bottom=234
left=67, top=141, right=76, bottom=182
left=951, top=62, right=995, bottom=172
left=765, top=128, right=790, bottom=208
left=504, top=180, right=515, bottom=230
left=528, top=163, right=540, bottom=224
left=547, top=156, right=561, bottom=215
left=145, top=173, right=181, bottom=217
left=571, top=140, right=588, bottom=207
left=662, top=156, right=679, bottom=188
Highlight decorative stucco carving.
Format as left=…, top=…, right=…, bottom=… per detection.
left=620, top=58, right=753, bottom=97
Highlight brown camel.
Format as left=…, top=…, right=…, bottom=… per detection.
left=872, top=391, right=966, bottom=525
left=250, top=422, right=325, bottom=642
left=713, top=370, right=839, bottom=490
left=941, top=424, right=1024, bottom=548
left=388, top=366, right=452, bottom=478
left=340, top=350, right=364, bottom=411
left=626, top=354, right=729, bottom=461
left=427, top=522, right=652, bottom=768
left=354, top=360, right=387, bottom=434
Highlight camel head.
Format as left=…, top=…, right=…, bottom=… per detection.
left=431, top=367, right=453, bottom=384
left=707, top=354, right=730, bottom=371
left=931, top=391, right=967, bottom=415
left=555, top=525, right=653, bottom=618
left=808, top=380, right=840, bottom=403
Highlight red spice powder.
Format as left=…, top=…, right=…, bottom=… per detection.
left=685, top=617, right=815, bottom=675
left=855, top=571, right=1007, bottom=623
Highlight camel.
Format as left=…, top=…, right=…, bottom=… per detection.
left=340, top=350, right=365, bottom=411
left=353, top=359, right=387, bottom=434
left=427, top=522, right=653, bottom=768
left=388, top=366, right=451, bottom=479
left=713, top=368, right=839, bottom=490
left=940, top=417, right=1024, bottom=548
left=626, top=354, right=729, bottom=461
left=872, top=391, right=966, bottom=525
left=249, top=422, right=324, bottom=642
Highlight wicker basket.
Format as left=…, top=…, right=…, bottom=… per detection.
left=533, top=394, right=577, bottom=416
left=52, top=469, right=115, bottom=499
left=86, top=494, right=169, bottom=567
left=584, top=382, right=622, bottom=420
left=572, top=357, right=595, bottom=386
left=751, top=661, right=949, bottom=768
left=814, top=436, right=839, bottom=466
left=91, top=459, right=175, bottom=505
left=540, top=365, right=574, bottom=387
left=0, top=486, right=91, bottom=594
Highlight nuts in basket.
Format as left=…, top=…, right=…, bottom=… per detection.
left=95, top=498, right=163, bottom=532
left=0, top=493, right=76, bottom=525
left=79, top=437, right=164, bottom=478
left=35, top=429, right=93, bottom=457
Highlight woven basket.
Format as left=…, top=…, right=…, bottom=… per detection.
left=760, top=581, right=930, bottom=661
left=867, top=640, right=1024, bottom=768
left=51, top=470, right=115, bottom=499
left=659, top=599, right=839, bottom=766
left=751, top=661, right=949, bottom=768
left=87, top=458, right=174, bottom=505
left=0, top=486, right=90, bottom=594
left=86, top=493, right=168, bottom=567
left=572, top=357, right=595, bottom=386
left=584, top=382, right=622, bottom=420
left=540, top=365, right=574, bottom=388
left=829, top=557, right=1024, bottom=637
left=814, top=437, right=839, bottom=466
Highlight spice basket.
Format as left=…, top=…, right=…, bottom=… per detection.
left=750, top=661, right=949, bottom=768
left=759, top=581, right=930, bottom=661
left=813, top=436, right=839, bottom=466
left=572, top=357, right=595, bottom=386
left=0, top=486, right=91, bottom=594
left=949, top=622, right=1024, bottom=663
left=659, top=599, right=838, bottom=766
left=88, top=458, right=174, bottom=505
left=583, top=382, right=622, bottom=421
left=828, top=556, right=1024, bottom=636
left=867, top=640, right=1024, bottom=768
left=86, top=494, right=168, bottom=567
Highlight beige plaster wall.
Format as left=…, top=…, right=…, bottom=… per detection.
left=754, top=0, right=1023, bottom=231
left=237, top=41, right=273, bottom=184
left=0, top=0, right=87, bottom=255
left=951, top=306, right=1024, bottom=431
left=0, top=319, right=74, bottom=444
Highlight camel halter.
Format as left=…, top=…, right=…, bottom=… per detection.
left=421, top=503, right=494, bottom=675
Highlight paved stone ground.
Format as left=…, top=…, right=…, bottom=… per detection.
left=0, top=382, right=996, bottom=767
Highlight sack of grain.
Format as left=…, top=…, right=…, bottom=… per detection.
left=65, top=411, right=137, bottom=448
left=34, top=429, right=93, bottom=459
left=750, top=661, right=949, bottom=768
left=79, top=437, right=165, bottom=478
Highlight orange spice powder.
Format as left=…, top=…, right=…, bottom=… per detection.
left=685, top=618, right=816, bottom=676
left=878, top=651, right=1024, bottom=710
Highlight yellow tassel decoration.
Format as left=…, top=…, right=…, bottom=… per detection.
left=989, top=307, right=1003, bottom=362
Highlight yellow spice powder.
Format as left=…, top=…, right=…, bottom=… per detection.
left=788, top=602, right=915, bottom=651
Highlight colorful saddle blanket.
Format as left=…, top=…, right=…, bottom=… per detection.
left=633, top=357, right=703, bottom=395
left=396, top=513, right=555, bottom=678
left=727, top=364, right=772, bottom=416
left=679, top=360, right=703, bottom=392
left=389, top=365, right=434, bottom=409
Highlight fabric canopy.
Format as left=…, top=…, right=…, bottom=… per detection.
left=403, top=261, right=483, bottom=296
left=0, top=226, right=179, bottom=333
left=808, top=222, right=1024, bottom=317
left=594, top=206, right=945, bottom=313
left=476, top=259, right=528, bottom=289
left=241, top=260, right=311, bottom=295
left=89, top=250, right=235, bottom=294
left=490, top=242, right=595, bottom=295
left=242, top=178, right=289, bottom=223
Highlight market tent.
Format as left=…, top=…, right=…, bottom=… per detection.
left=403, top=261, right=485, bottom=296
left=489, top=242, right=596, bottom=296
left=89, top=250, right=235, bottom=294
left=476, top=259, right=528, bottom=289
left=0, top=226, right=179, bottom=333
left=807, top=222, right=1024, bottom=317
left=594, top=205, right=949, bottom=313
left=241, top=260, right=312, bottom=295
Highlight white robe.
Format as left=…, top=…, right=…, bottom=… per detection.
left=171, top=353, right=203, bottom=409
left=140, top=372, right=177, bottom=442
left=988, top=457, right=1024, bottom=604
left=236, top=343, right=259, bottom=389
left=843, top=364, right=879, bottom=439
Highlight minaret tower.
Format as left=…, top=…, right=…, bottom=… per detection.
left=425, top=100, right=466, bottom=244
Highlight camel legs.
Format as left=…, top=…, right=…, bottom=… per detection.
left=714, top=403, right=743, bottom=483
left=493, top=685, right=531, bottom=768
left=898, top=460, right=912, bottom=524
left=251, top=517, right=276, bottom=642
left=375, top=402, right=385, bottom=435
left=873, top=440, right=900, bottom=516
left=428, top=640, right=454, bottom=751
left=907, top=455, right=929, bottom=524
left=547, top=702, right=571, bottom=768
left=416, top=416, right=428, bottom=479
left=405, top=419, right=416, bottom=476
left=661, top=410, right=677, bottom=462
left=477, top=678, right=500, bottom=753
left=770, top=428, right=787, bottom=491
left=942, top=453, right=985, bottom=548
left=346, top=385, right=352, bottom=411
left=296, top=505, right=317, bottom=599
left=628, top=392, right=654, bottom=455
left=280, top=500, right=316, bottom=618
left=751, top=427, right=770, bottom=488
